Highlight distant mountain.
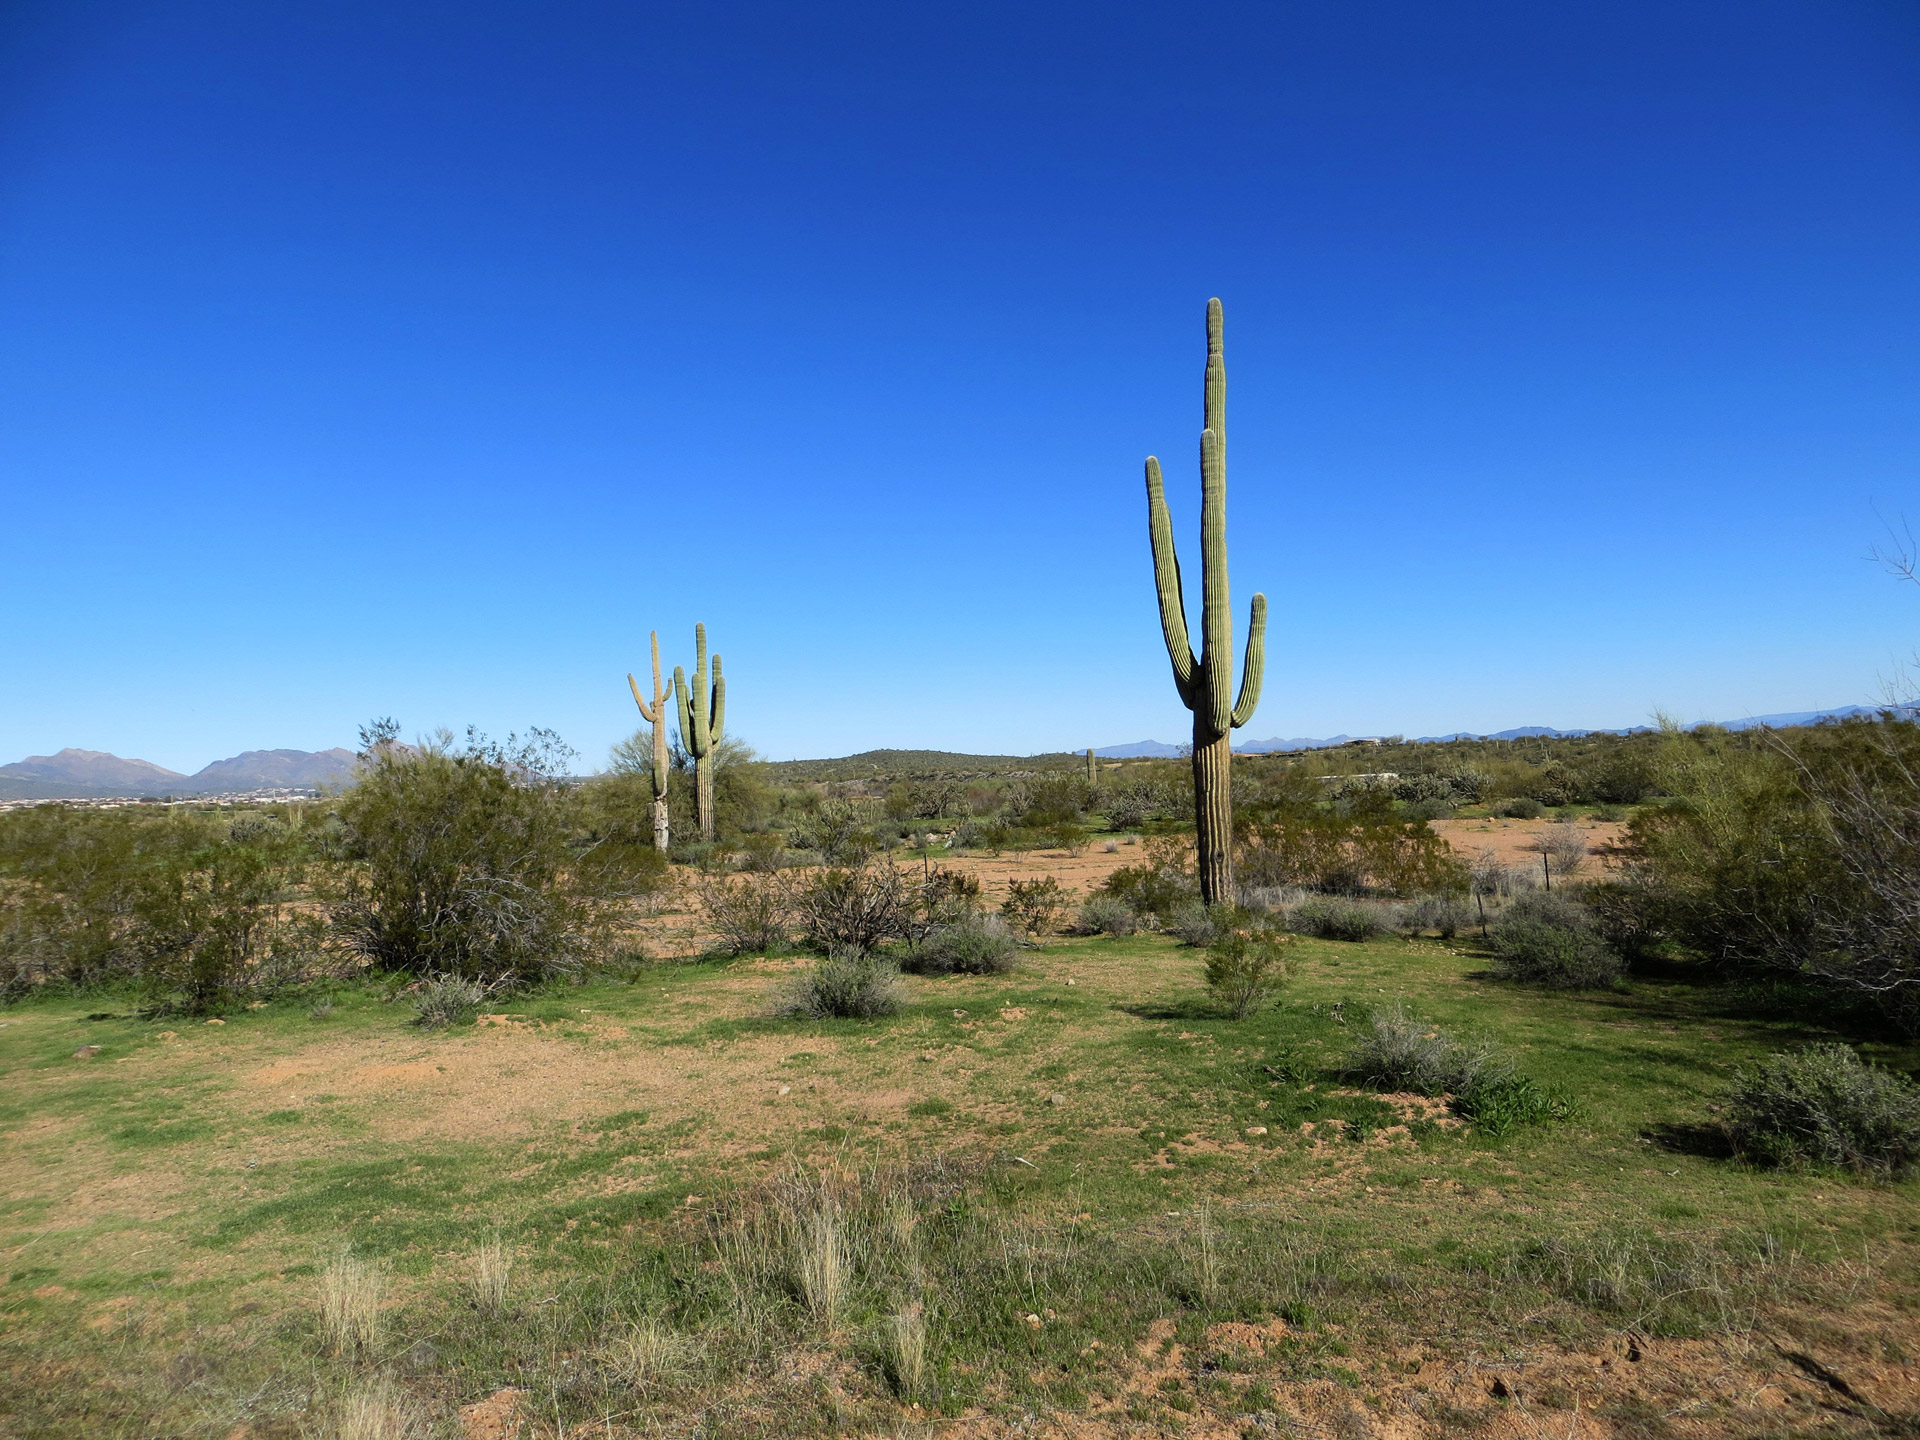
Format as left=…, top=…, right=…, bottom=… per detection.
left=0, top=746, right=358, bottom=800
left=1102, top=705, right=1909, bottom=759
left=183, top=748, right=357, bottom=791
left=0, top=748, right=186, bottom=799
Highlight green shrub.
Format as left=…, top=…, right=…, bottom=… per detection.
left=905, top=913, right=1018, bottom=976
left=1288, top=897, right=1388, bottom=942
left=779, top=950, right=903, bottom=1020
left=1204, top=929, right=1295, bottom=1019
left=1075, top=895, right=1137, bottom=936
left=1726, top=1044, right=1920, bottom=1177
left=1492, top=798, right=1546, bottom=820
left=1100, top=837, right=1197, bottom=919
left=330, top=726, right=621, bottom=983
left=1487, top=893, right=1623, bottom=988
left=1000, top=875, right=1066, bottom=939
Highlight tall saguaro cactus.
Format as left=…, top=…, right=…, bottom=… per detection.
left=673, top=623, right=726, bottom=843
left=625, top=631, right=673, bottom=853
left=1144, top=298, right=1267, bottom=904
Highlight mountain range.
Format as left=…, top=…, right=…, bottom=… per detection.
left=0, top=747, right=358, bottom=800
left=1094, top=705, right=1901, bottom=759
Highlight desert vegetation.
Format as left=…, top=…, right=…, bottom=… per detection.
left=3, top=716, right=1919, bottom=1437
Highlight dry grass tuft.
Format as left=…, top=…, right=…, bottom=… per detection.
left=883, top=1301, right=930, bottom=1400
left=319, top=1247, right=385, bottom=1357
left=598, top=1318, right=693, bottom=1392
left=333, top=1375, right=428, bottom=1440
left=469, top=1232, right=512, bottom=1314
left=795, top=1199, right=851, bottom=1324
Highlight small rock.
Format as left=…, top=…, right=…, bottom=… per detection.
left=919, top=1052, right=936, bottom=1062
left=73, top=1045, right=101, bottom=1059
left=204, top=1018, right=225, bottom=1026
left=952, top=1009, right=968, bottom=1018
left=1048, top=1093, right=1066, bottom=1106
left=1244, top=1125, right=1268, bottom=1136
left=157, top=1031, right=178, bottom=1040
left=778, top=1085, right=791, bottom=1096
left=1065, top=978, right=1076, bottom=986
left=1024, top=1312, right=1042, bottom=1329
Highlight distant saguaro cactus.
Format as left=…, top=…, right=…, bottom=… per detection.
left=673, top=623, right=726, bottom=843
left=1086, top=748, right=1097, bottom=785
left=625, top=631, right=673, bottom=853
left=1143, top=298, right=1267, bottom=903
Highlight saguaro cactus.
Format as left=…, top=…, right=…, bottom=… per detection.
left=1086, top=748, right=1097, bottom=785
left=673, top=623, right=726, bottom=843
left=1143, top=298, right=1267, bottom=903
left=625, top=631, right=673, bottom=853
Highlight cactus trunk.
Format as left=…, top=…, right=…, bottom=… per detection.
left=626, top=631, right=673, bottom=853
left=1142, top=299, right=1268, bottom=905
left=1086, top=748, right=1096, bottom=785
left=672, top=623, right=726, bottom=844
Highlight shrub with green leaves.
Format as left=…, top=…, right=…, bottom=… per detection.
left=1098, top=837, right=1198, bottom=919
left=1726, top=1044, right=1920, bottom=1177
left=1345, top=1002, right=1573, bottom=1135
left=1074, top=894, right=1138, bottom=936
left=1492, top=798, right=1547, bottom=820
left=905, top=913, right=1018, bottom=976
left=694, top=869, right=792, bottom=955
left=778, top=949, right=903, bottom=1020
left=1204, top=929, right=1295, bottom=1019
left=1167, top=899, right=1231, bottom=948
left=999, top=876, right=1066, bottom=939
left=1288, top=896, right=1388, bottom=942
left=1401, top=893, right=1470, bottom=939
left=792, top=860, right=910, bottom=954
left=1487, top=892, right=1623, bottom=988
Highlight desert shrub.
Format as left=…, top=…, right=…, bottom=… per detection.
left=793, top=860, right=910, bottom=954
left=1402, top=893, right=1470, bottom=939
left=1168, top=900, right=1231, bottom=948
left=906, top=913, right=1018, bottom=976
left=1400, top=798, right=1456, bottom=821
left=796, top=799, right=875, bottom=865
left=1237, top=884, right=1305, bottom=915
left=1238, top=777, right=1465, bottom=896
left=1528, top=826, right=1589, bottom=883
left=1205, top=929, right=1296, bottom=1018
left=412, top=973, right=498, bottom=1029
left=1726, top=1044, right=1920, bottom=1177
left=778, top=949, right=903, bottom=1020
left=1492, top=798, right=1547, bottom=820
left=1076, top=895, right=1138, bottom=936
left=1046, top=821, right=1090, bottom=853
left=1100, top=837, right=1197, bottom=919
left=1346, top=1002, right=1510, bottom=1095
left=1487, top=893, right=1623, bottom=988
left=1288, top=896, right=1388, bottom=942
left=695, top=870, right=792, bottom=955
left=1000, top=876, right=1066, bottom=938
left=1345, top=1002, right=1574, bottom=1134
left=329, top=725, right=622, bottom=983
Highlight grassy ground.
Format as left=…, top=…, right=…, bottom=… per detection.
left=2, top=928, right=1917, bottom=1438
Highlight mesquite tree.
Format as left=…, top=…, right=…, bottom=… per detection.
left=673, top=622, right=726, bottom=843
left=625, top=630, right=673, bottom=852
left=1143, top=298, right=1267, bottom=903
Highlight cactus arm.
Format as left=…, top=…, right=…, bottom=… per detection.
left=1230, top=593, right=1267, bottom=729
left=674, top=665, right=693, bottom=751
left=710, top=656, right=726, bottom=744
left=1145, top=456, right=1198, bottom=710
left=628, top=672, right=657, bottom=725
left=1198, top=425, right=1232, bottom=735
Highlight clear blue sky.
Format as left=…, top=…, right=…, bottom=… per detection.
left=4, top=1, right=1919, bottom=770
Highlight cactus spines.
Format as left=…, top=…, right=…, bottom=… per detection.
left=672, top=623, right=726, bottom=843
left=625, top=631, right=673, bottom=853
left=1144, top=298, right=1267, bottom=903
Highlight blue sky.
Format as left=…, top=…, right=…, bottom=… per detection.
left=3, top=1, right=1919, bottom=770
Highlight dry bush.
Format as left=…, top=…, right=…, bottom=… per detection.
left=795, top=1199, right=851, bottom=1324
left=694, top=869, right=792, bottom=954
left=793, top=860, right=910, bottom=953
left=776, top=949, right=903, bottom=1019
left=319, top=1248, right=384, bottom=1357
left=882, top=1302, right=930, bottom=1400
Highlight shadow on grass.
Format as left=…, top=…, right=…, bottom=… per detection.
left=1117, top=999, right=1223, bottom=1022
left=1642, top=1121, right=1734, bottom=1160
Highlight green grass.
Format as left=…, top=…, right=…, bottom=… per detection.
left=1, top=931, right=1916, bottom=1436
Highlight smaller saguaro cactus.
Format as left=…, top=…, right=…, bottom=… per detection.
left=1086, top=748, right=1097, bottom=786
left=625, top=631, right=673, bottom=853
left=673, top=623, right=726, bottom=843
